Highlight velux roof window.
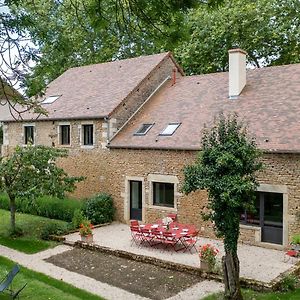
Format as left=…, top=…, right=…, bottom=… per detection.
left=134, top=123, right=154, bottom=136
left=160, top=123, right=181, bottom=136
left=42, top=95, right=61, bottom=104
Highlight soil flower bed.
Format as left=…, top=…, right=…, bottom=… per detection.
left=46, top=247, right=202, bottom=299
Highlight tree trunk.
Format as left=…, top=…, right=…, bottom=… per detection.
left=10, top=196, right=16, bottom=232
left=222, top=250, right=243, bottom=300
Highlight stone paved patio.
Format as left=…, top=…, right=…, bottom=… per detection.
left=64, top=222, right=298, bottom=284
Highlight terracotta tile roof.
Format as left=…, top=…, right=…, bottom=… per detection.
left=1, top=52, right=171, bottom=122
left=109, top=63, right=300, bottom=153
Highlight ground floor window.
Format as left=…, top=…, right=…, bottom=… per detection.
left=153, top=182, right=174, bottom=208
left=240, top=191, right=283, bottom=244
left=240, top=192, right=283, bottom=227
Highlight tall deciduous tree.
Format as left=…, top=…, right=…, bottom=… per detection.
left=175, top=0, right=300, bottom=74
left=183, top=114, right=262, bottom=300
left=0, top=145, right=84, bottom=232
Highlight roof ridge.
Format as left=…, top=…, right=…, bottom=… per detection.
left=67, top=52, right=170, bottom=71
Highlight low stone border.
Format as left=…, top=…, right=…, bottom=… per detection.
left=63, top=239, right=297, bottom=292
left=49, top=223, right=111, bottom=242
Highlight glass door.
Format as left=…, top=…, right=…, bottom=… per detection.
left=261, top=192, right=283, bottom=245
left=130, top=181, right=142, bottom=221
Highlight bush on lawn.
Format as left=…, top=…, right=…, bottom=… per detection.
left=0, top=193, right=83, bottom=222
left=83, top=193, right=115, bottom=225
left=41, top=222, right=70, bottom=240
left=279, top=274, right=298, bottom=292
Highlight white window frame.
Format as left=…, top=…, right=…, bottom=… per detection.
left=159, top=123, right=181, bottom=136
left=147, top=174, right=179, bottom=211
left=240, top=183, right=288, bottom=247
left=79, top=121, right=95, bottom=149
left=134, top=123, right=154, bottom=136
left=22, top=123, right=36, bottom=146
left=57, top=122, right=71, bottom=147
left=124, top=176, right=145, bottom=222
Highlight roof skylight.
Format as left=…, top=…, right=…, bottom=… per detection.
left=134, top=123, right=154, bottom=136
left=42, top=95, right=61, bottom=104
left=160, top=123, right=181, bottom=136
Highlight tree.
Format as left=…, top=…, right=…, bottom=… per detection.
left=175, top=0, right=300, bottom=74
left=182, top=114, right=262, bottom=300
left=0, top=145, right=84, bottom=232
left=7, top=0, right=200, bottom=97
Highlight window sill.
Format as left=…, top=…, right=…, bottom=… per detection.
left=148, top=205, right=176, bottom=211
left=80, top=145, right=95, bottom=149
left=240, top=224, right=261, bottom=231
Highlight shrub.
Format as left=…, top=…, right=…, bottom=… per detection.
left=0, top=193, right=10, bottom=211
left=279, top=274, right=298, bottom=292
left=9, top=226, right=24, bottom=238
left=83, top=193, right=114, bottom=224
left=40, top=222, right=69, bottom=240
left=291, top=234, right=300, bottom=245
left=72, top=209, right=85, bottom=229
left=0, top=193, right=83, bottom=222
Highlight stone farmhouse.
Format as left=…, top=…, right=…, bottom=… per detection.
left=1, top=50, right=300, bottom=249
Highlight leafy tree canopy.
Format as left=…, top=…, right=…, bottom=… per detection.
left=0, top=145, right=84, bottom=230
left=1, top=0, right=300, bottom=101
left=175, top=0, right=300, bottom=74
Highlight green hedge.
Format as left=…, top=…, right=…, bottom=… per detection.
left=83, top=193, right=115, bottom=224
left=0, top=193, right=83, bottom=222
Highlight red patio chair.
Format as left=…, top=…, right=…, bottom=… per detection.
left=130, top=226, right=143, bottom=246
left=183, top=235, right=198, bottom=253
left=130, top=220, right=139, bottom=227
left=162, top=231, right=178, bottom=251
left=140, top=227, right=154, bottom=247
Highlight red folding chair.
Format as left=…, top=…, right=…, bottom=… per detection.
left=162, top=231, right=178, bottom=251
left=129, top=220, right=143, bottom=246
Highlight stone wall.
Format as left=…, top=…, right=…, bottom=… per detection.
left=42, top=147, right=300, bottom=247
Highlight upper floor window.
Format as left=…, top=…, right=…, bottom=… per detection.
left=153, top=182, right=174, bottom=208
left=60, top=125, right=70, bottom=145
left=24, top=125, right=34, bottom=144
left=160, top=123, right=180, bottom=136
left=134, top=123, right=154, bottom=136
left=83, top=124, right=93, bottom=146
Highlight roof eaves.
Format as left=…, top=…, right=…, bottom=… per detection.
left=3, top=115, right=105, bottom=123
left=108, top=145, right=300, bottom=154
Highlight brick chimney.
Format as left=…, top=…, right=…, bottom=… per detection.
left=228, top=48, right=247, bottom=99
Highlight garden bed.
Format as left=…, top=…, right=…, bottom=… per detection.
left=46, top=247, right=203, bottom=300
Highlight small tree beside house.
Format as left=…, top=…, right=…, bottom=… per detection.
left=0, top=145, right=84, bottom=233
left=183, top=114, right=262, bottom=300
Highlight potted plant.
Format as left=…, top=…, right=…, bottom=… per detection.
left=198, top=244, right=219, bottom=271
left=79, top=219, right=94, bottom=243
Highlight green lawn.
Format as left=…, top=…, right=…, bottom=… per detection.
left=203, top=289, right=300, bottom=300
left=0, top=209, right=67, bottom=253
left=0, top=256, right=104, bottom=300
